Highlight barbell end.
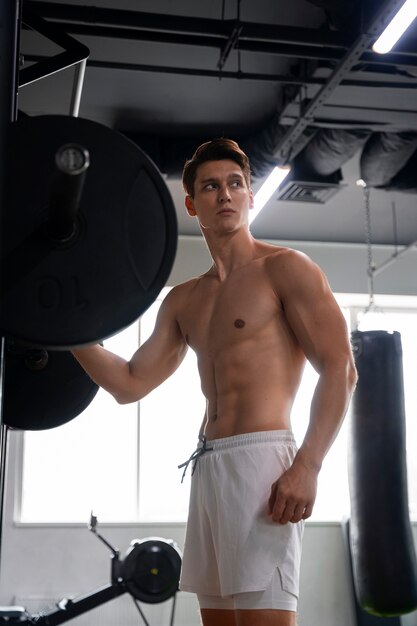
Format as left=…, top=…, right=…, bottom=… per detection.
left=46, top=143, right=90, bottom=243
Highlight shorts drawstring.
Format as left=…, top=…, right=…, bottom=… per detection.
left=178, top=435, right=213, bottom=483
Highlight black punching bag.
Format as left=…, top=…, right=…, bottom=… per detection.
left=348, top=330, right=417, bottom=616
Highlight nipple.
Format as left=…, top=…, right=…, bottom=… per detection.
left=234, top=319, right=246, bottom=329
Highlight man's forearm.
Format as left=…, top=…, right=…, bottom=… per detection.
left=296, top=360, right=357, bottom=470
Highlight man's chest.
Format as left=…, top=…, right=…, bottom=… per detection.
left=178, top=271, right=282, bottom=352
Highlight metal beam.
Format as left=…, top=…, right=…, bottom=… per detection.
left=22, top=20, right=417, bottom=70
left=25, top=1, right=352, bottom=48
left=21, top=54, right=329, bottom=84
left=24, top=0, right=417, bottom=63
left=20, top=8, right=89, bottom=115
left=22, top=4, right=417, bottom=72
left=0, top=0, right=20, bottom=591
left=23, top=53, right=417, bottom=91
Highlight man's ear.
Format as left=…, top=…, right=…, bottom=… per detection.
left=185, top=195, right=197, bottom=216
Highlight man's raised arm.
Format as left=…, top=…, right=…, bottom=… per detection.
left=72, top=287, right=188, bottom=405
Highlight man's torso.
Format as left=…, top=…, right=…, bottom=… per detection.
left=174, top=244, right=306, bottom=438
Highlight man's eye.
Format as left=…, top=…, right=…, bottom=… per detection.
left=231, top=180, right=242, bottom=187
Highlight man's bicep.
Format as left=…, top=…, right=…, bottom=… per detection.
left=129, top=297, right=187, bottom=386
left=282, top=258, right=349, bottom=371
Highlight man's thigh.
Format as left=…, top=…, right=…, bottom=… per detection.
left=236, top=609, right=297, bottom=625
left=200, top=608, right=236, bottom=626
left=200, top=608, right=297, bottom=626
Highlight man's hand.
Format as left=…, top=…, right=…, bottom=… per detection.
left=268, top=459, right=319, bottom=524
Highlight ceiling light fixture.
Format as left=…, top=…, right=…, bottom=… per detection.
left=372, top=0, right=417, bottom=54
left=250, top=166, right=291, bottom=225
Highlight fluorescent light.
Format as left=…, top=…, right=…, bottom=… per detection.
left=249, top=166, right=291, bottom=225
left=372, top=0, right=417, bottom=54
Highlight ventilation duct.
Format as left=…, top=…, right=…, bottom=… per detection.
left=360, top=131, right=417, bottom=187
left=241, top=108, right=318, bottom=179
left=291, top=127, right=417, bottom=196
left=287, top=0, right=417, bottom=195
left=289, top=128, right=417, bottom=195
left=384, top=149, right=417, bottom=193
left=297, top=128, right=371, bottom=176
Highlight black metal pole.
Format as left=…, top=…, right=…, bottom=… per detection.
left=34, top=584, right=126, bottom=626
left=0, top=0, right=21, bottom=587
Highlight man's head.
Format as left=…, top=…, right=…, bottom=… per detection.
left=182, top=138, right=251, bottom=197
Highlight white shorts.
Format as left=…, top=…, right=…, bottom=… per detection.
left=179, top=430, right=304, bottom=611
left=197, top=568, right=298, bottom=611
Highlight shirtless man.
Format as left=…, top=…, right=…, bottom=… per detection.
left=72, top=138, right=357, bottom=626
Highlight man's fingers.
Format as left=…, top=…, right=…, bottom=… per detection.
left=271, top=494, right=295, bottom=524
left=268, top=482, right=277, bottom=514
left=269, top=484, right=287, bottom=522
left=276, top=504, right=293, bottom=524
left=302, top=502, right=313, bottom=520
left=271, top=498, right=310, bottom=524
left=290, top=503, right=306, bottom=523
left=268, top=471, right=316, bottom=523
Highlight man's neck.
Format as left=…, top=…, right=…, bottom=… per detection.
left=203, top=226, right=258, bottom=281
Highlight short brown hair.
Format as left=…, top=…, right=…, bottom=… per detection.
left=182, top=138, right=251, bottom=197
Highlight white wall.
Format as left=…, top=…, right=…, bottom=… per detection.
left=169, top=236, right=417, bottom=296
left=1, top=236, right=417, bottom=626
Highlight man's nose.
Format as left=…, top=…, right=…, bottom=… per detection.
left=218, top=185, right=231, bottom=202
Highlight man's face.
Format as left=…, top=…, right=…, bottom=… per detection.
left=185, top=159, right=254, bottom=234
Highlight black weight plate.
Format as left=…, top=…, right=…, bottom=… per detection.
left=3, top=340, right=99, bottom=430
left=1, top=115, right=177, bottom=348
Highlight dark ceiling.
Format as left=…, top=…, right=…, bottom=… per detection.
left=16, top=0, right=417, bottom=247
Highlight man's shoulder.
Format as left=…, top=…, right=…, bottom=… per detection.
left=261, top=243, right=313, bottom=269
left=261, top=245, right=326, bottom=292
left=170, top=275, right=204, bottom=294
left=163, top=276, right=204, bottom=306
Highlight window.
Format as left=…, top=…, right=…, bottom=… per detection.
left=18, top=293, right=417, bottom=523
left=19, top=288, right=204, bottom=524
left=20, top=324, right=140, bottom=523
left=137, top=292, right=205, bottom=522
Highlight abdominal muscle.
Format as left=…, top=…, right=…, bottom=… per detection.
left=198, top=341, right=306, bottom=440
